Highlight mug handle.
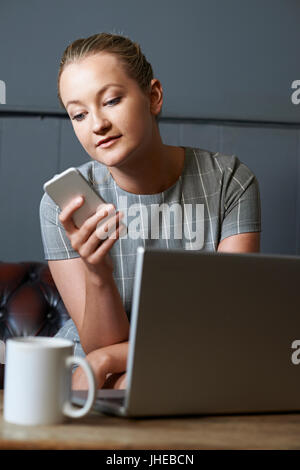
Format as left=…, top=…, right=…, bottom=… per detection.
left=62, top=356, right=96, bottom=418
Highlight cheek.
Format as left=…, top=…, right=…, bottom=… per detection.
left=72, top=123, right=90, bottom=148
left=122, top=100, right=152, bottom=137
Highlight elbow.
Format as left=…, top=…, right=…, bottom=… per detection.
left=79, top=328, right=129, bottom=356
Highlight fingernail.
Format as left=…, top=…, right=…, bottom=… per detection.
left=105, top=205, right=115, bottom=214
left=76, top=196, right=83, bottom=204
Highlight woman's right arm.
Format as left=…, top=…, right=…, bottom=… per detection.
left=48, top=196, right=129, bottom=355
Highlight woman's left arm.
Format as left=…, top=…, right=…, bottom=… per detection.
left=217, top=232, right=260, bottom=253
left=72, top=341, right=128, bottom=390
left=72, top=234, right=260, bottom=391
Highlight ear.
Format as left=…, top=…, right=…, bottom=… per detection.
left=149, top=78, right=163, bottom=117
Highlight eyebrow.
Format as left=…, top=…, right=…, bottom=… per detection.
left=66, top=83, right=125, bottom=109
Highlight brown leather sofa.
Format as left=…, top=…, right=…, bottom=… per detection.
left=0, top=261, right=70, bottom=387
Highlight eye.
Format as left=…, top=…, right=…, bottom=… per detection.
left=72, top=113, right=85, bottom=122
left=105, top=97, right=121, bottom=106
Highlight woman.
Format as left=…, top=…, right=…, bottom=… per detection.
left=39, top=32, right=261, bottom=390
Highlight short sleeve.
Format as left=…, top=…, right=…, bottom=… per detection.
left=219, top=156, right=261, bottom=242
left=39, top=192, right=80, bottom=260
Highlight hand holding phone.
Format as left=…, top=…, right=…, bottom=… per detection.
left=43, top=167, right=127, bottom=232
left=43, top=168, right=127, bottom=276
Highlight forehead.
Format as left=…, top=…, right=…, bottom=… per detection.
left=60, top=52, right=135, bottom=101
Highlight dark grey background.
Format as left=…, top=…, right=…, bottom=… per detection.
left=0, top=0, right=299, bottom=261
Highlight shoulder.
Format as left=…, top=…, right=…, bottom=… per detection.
left=39, top=191, right=59, bottom=222
left=188, top=146, right=253, bottom=175
left=186, top=146, right=258, bottom=188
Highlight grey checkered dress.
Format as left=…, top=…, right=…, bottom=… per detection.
left=39, top=146, right=261, bottom=360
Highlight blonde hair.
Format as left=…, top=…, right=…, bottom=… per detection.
left=57, top=32, right=155, bottom=110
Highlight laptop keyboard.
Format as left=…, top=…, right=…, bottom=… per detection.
left=97, top=396, right=125, bottom=406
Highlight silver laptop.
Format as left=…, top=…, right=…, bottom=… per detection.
left=72, top=247, right=300, bottom=417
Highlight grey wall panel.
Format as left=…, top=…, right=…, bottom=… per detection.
left=0, top=2, right=299, bottom=262
left=179, top=122, right=221, bottom=154
left=158, top=122, right=180, bottom=147
left=59, top=120, right=91, bottom=172
left=0, top=115, right=298, bottom=261
left=0, top=117, right=59, bottom=261
left=220, top=124, right=299, bottom=255
left=1, top=0, right=300, bottom=122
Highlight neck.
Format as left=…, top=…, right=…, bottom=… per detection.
left=107, top=128, right=185, bottom=195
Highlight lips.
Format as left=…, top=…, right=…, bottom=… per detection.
left=97, top=135, right=122, bottom=147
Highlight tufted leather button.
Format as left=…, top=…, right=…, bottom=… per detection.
left=0, top=261, right=70, bottom=340
left=29, top=271, right=37, bottom=281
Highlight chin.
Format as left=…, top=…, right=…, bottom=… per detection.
left=98, top=143, right=139, bottom=168
left=92, top=148, right=128, bottom=168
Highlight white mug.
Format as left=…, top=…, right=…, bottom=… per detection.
left=3, top=336, right=96, bottom=425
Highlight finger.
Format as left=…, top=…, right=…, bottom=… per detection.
left=87, top=220, right=125, bottom=264
left=74, top=204, right=116, bottom=246
left=95, top=211, right=123, bottom=241
left=58, top=196, right=85, bottom=234
left=113, top=372, right=127, bottom=390
left=72, top=362, right=106, bottom=390
left=72, top=368, right=88, bottom=390
left=102, top=372, right=124, bottom=389
left=72, top=205, right=117, bottom=254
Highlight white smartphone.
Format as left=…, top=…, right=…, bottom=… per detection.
left=43, top=167, right=127, bottom=236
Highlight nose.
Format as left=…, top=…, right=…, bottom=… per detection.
left=91, top=110, right=111, bottom=134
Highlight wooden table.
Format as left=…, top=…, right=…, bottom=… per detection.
left=0, top=391, right=300, bottom=450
